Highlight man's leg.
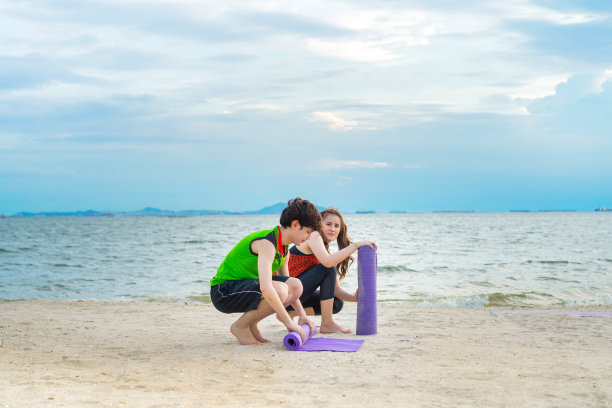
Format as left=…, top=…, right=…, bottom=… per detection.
left=231, top=280, right=289, bottom=345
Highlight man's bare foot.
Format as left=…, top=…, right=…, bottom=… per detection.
left=249, top=323, right=270, bottom=343
left=320, top=321, right=352, bottom=334
left=230, top=322, right=261, bottom=345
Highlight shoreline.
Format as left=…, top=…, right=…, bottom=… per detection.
left=1, top=301, right=610, bottom=407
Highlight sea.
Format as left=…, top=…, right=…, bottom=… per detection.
left=1, top=213, right=611, bottom=307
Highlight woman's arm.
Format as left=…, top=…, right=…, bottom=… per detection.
left=309, top=232, right=375, bottom=268
left=334, top=279, right=358, bottom=302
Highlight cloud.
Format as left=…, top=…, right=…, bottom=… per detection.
left=319, top=159, right=390, bottom=170
left=306, top=39, right=401, bottom=63
left=494, top=1, right=607, bottom=25
left=1, top=0, right=611, bottom=213
left=308, top=111, right=357, bottom=131
left=0, top=55, right=101, bottom=90
left=519, top=71, right=612, bottom=114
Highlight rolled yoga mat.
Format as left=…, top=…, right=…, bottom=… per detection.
left=356, top=245, right=377, bottom=335
left=283, top=324, right=316, bottom=350
left=283, top=324, right=364, bottom=352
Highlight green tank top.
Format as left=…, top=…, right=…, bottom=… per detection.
left=210, top=227, right=288, bottom=286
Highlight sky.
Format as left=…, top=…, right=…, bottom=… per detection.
left=1, top=0, right=611, bottom=214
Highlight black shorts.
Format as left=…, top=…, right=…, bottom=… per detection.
left=210, top=275, right=290, bottom=314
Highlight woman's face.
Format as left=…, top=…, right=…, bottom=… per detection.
left=321, top=214, right=341, bottom=242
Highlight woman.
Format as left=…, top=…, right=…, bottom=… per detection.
left=285, top=207, right=376, bottom=334
left=210, top=198, right=319, bottom=345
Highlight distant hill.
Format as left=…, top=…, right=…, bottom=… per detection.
left=127, top=207, right=175, bottom=216
left=10, top=210, right=115, bottom=217
left=244, top=202, right=286, bottom=215
left=245, top=202, right=327, bottom=214
left=6, top=202, right=326, bottom=217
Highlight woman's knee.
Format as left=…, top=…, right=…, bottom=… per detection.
left=324, top=265, right=336, bottom=278
left=333, top=298, right=344, bottom=314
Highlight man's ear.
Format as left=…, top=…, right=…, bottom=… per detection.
left=291, top=219, right=301, bottom=230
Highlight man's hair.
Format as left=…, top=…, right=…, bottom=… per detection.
left=279, top=198, right=321, bottom=230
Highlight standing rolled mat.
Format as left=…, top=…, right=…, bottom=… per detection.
left=356, top=245, right=377, bottom=335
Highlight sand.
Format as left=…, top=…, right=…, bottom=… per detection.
left=1, top=301, right=610, bottom=408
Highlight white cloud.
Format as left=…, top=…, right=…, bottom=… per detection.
left=510, top=75, right=570, bottom=100
left=308, top=111, right=357, bottom=131
left=495, top=0, right=607, bottom=25
left=518, top=71, right=611, bottom=113
left=306, top=39, right=401, bottom=63
left=304, top=8, right=433, bottom=63
left=319, top=159, right=390, bottom=170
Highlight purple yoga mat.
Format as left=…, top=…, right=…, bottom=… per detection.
left=283, top=324, right=365, bottom=352
left=283, top=324, right=316, bottom=350
left=356, top=246, right=377, bottom=335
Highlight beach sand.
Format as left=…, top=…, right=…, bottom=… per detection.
left=1, top=301, right=610, bottom=407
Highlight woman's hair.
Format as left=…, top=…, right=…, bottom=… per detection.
left=279, top=198, right=321, bottom=230
left=319, top=207, right=353, bottom=280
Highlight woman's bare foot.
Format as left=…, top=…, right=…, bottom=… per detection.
left=230, top=322, right=261, bottom=345
left=249, top=323, right=270, bottom=343
left=320, top=321, right=352, bottom=334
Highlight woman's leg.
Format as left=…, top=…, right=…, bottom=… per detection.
left=319, top=298, right=351, bottom=333
left=290, top=264, right=351, bottom=333
left=286, top=264, right=335, bottom=317
left=305, top=265, right=350, bottom=333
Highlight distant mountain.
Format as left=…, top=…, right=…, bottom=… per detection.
left=127, top=207, right=175, bottom=216
left=246, top=202, right=327, bottom=214
left=245, top=202, right=287, bottom=215
left=6, top=203, right=325, bottom=217
left=11, top=210, right=114, bottom=217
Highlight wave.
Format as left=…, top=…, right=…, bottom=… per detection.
left=535, top=276, right=581, bottom=283
left=404, top=291, right=608, bottom=307
left=378, top=265, right=418, bottom=273
left=50, top=263, right=85, bottom=268
left=187, top=294, right=211, bottom=303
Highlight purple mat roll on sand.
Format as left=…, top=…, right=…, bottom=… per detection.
left=283, top=324, right=364, bottom=352
left=356, top=246, right=377, bottom=335
left=283, top=324, right=316, bottom=351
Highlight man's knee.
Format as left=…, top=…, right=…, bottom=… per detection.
left=274, top=282, right=289, bottom=302
left=285, top=277, right=303, bottom=300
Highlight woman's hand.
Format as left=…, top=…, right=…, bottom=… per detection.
left=354, top=241, right=377, bottom=250
left=353, top=288, right=359, bottom=302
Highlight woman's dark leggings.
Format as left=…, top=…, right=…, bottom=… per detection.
left=287, top=263, right=344, bottom=315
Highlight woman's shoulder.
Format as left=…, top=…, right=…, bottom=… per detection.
left=309, top=230, right=323, bottom=240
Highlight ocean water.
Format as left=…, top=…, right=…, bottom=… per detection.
left=0, top=213, right=610, bottom=307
